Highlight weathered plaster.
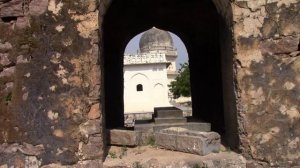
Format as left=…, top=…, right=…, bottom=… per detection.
left=71, top=12, right=99, bottom=38
left=48, top=0, right=63, bottom=15
left=233, top=0, right=300, bottom=166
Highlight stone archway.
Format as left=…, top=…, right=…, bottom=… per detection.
left=0, top=0, right=299, bottom=166
left=101, top=0, right=238, bottom=149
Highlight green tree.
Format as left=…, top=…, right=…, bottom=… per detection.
left=169, top=62, right=191, bottom=99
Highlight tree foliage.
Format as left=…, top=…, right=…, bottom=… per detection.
left=169, top=62, right=191, bottom=99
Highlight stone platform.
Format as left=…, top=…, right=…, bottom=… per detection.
left=134, top=122, right=211, bottom=132
left=155, top=127, right=220, bottom=155
left=134, top=106, right=211, bottom=132
left=108, top=106, right=221, bottom=156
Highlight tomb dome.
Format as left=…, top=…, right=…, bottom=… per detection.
left=139, top=27, right=174, bottom=53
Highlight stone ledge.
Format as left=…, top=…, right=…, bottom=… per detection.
left=107, top=129, right=155, bottom=146
left=107, top=129, right=137, bottom=146
left=155, top=127, right=220, bottom=155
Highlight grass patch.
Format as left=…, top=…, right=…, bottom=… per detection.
left=108, top=151, right=117, bottom=159
left=147, top=137, right=156, bottom=147
left=119, top=145, right=128, bottom=159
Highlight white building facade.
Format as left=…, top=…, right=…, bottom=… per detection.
left=124, top=27, right=178, bottom=114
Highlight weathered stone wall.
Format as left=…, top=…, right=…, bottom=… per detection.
left=232, top=0, right=300, bottom=167
left=0, top=0, right=299, bottom=167
left=0, top=0, right=106, bottom=167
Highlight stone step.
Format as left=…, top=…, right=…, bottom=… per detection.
left=154, top=117, right=187, bottom=124
left=155, top=127, right=221, bottom=156
left=156, top=110, right=183, bottom=118
left=134, top=123, right=154, bottom=132
left=134, top=122, right=211, bottom=132
left=154, top=106, right=182, bottom=118
left=153, top=122, right=211, bottom=132
left=107, top=129, right=137, bottom=146
left=135, top=119, right=153, bottom=125
left=107, top=129, right=155, bottom=146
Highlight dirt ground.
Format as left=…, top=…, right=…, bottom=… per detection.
left=103, top=145, right=246, bottom=168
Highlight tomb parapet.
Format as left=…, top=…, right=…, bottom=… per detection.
left=124, top=53, right=169, bottom=65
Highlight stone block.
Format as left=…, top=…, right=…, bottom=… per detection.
left=16, top=55, right=29, bottom=64
left=29, top=0, right=48, bottom=16
left=56, top=150, right=78, bottom=165
left=135, top=122, right=211, bottom=133
left=135, top=131, right=154, bottom=146
left=0, top=42, right=12, bottom=52
left=87, top=103, right=100, bottom=119
left=154, top=117, right=187, bottom=124
left=156, top=110, right=183, bottom=118
left=107, top=129, right=137, bottom=146
left=261, top=36, right=299, bottom=55
left=0, top=66, right=15, bottom=78
left=0, top=53, right=11, bottom=66
left=261, top=18, right=277, bottom=38
left=134, top=123, right=154, bottom=132
left=153, top=122, right=211, bottom=132
left=18, top=143, right=44, bottom=156
left=15, top=15, right=29, bottom=29
left=155, top=127, right=220, bottom=155
left=0, top=0, right=23, bottom=17
left=79, top=120, right=101, bottom=137
left=184, top=122, right=211, bottom=132
left=80, top=135, right=103, bottom=160
left=154, top=107, right=182, bottom=117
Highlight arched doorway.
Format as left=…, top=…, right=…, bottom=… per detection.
left=102, top=0, right=238, bottom=149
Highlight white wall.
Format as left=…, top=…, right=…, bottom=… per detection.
left=124, top=63, right=171, bottom=113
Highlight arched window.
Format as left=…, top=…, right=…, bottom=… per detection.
left=136, top=84, right=143, bottom=91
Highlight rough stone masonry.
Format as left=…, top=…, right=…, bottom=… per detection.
left=0, top=0, right=299, bottom=167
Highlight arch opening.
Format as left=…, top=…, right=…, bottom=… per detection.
left=103, top=0, right=238, bottom=149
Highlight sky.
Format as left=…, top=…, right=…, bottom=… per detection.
left=124, top=32, right=189, bottom=71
